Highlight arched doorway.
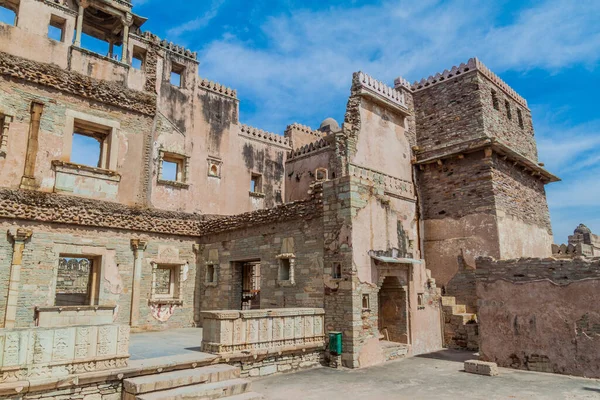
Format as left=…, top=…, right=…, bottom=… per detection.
left=378, top=276, right=408, bottom=344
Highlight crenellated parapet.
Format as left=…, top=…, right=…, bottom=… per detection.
left=285, top=123, right=324, bottom=138
left=199, top=78, right=237, bottom=99
left=393, top=76, right=412, bottom=92
left=410, top=58, right=528, bottom=109
left=353, top=71, right=407, bottom=110
left=239, top=124, right=290, bottom=148
left=288, top=137, right=331, bottom=160
left=131, top=29, right=198, bottom=61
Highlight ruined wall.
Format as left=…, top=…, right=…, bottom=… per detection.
left=0, top=221, right=199, bottom=330
left=285, top=143, right=332, bottom=202
left=284, top=123, right=325, bottom=149
left=0, top=74, right=153, bottom=204
left=476, top=257, right=600, bottom=378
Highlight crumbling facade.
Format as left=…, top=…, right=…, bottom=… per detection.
left=1, top=0, right=589, bottom=397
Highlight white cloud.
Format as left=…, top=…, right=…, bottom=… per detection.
left=167, top=0, right=225, bottom=38
left=194, top=0, right=600, bottom=133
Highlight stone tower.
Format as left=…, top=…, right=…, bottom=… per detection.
left=398, top=58, right=559, bottom=307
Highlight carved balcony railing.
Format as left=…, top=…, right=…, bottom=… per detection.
left=201, top=308, right=325, bottom=355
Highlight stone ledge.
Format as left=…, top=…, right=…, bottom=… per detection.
left=464, top=360, right=499, bottom=376
left=52, top=160, right=121, bottom=182
left=157, top=179, right=190, bottom=189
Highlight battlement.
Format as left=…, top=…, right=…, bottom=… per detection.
left=131, top=30, right=198, bottom=61
left=410, top=58, right=528, bottom=109
left=285, top=123, right=324, bottom=138
left=199, top=78, right=237, bottom=99
left=353, top=71, right=407, bottom=110
left=393, top=76, right=412, bottom=91
left=239, top=124, right=290, bottom=148
left=288, top=137, right=331, bottom=160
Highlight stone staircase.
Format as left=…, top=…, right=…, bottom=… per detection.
left=122, top=364, right=263, bottom=400
left=442, top=296, right=479, bottom=350
left=380, top=340, right=410, bottom=362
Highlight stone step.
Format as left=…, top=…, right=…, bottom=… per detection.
left=226, top=392, right=264, bottom=400
left=124, top=364, right=240, bottom=396
left=441, top=296, right=456, bottom=306
left=451, top=313, right=477, bottom=325
left=443, top=304, right=466, bottom=315
left=135, top=378, right=252, bottom=400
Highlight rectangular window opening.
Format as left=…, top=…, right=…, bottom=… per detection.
left=250, top=173, right=262, bottom=193
left=505, top=100, right=512, bottom=120
left=279, top=258, right=291, bottom=281
left=491, top=89, right=499, bottom=111
left=206, top=264, right=216, bottom=283
left=55, top=256, right=99, bottom=306
left=170, top=62, right=185, bottom=87
left=132, top=45, right=146, bottom=70
left=48, top=14, right=65, bottom=42
left=362, top=294, right=370, bottom=310
left=155, top=265, right=180, bottom=299
left=332, top=262, right=342, bottom=279
left=0, top=3, right=18, bottom=26
left=71, top=120, right=110, bottom=169
left=161, top=159, right=179, bottom=181
left=160, top=153, right=186, bottom=183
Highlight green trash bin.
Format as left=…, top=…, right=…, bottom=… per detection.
left=329, top=331, right=342, bottom=355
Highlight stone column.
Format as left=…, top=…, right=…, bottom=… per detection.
left=74, top=3, right=85, bottom=47
left=4, top=229, right=33, bottom=329
left=20, top=102, right=44, bottom=190
left=130, top=239, right=148, bottom=327
left=0, top=115, right=12, bottom=156
left=121, top=13, right=132, bottom=64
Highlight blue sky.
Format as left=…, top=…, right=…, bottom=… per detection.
left=127, top=0, right=599, bottom=242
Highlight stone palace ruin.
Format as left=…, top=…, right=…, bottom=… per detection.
left=0, top=0, right=598, bottom=399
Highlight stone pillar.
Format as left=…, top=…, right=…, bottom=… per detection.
left=74, top=3, right=85, bottom=47
left=20, top=102, right=44, bottom=190
left=121, top=13, right=132, bottom=64
left=4, top=229, right=33, bottom=329
left=130, top=239, right=148, bottom=327
left=0, top=115, right=12, bottom=156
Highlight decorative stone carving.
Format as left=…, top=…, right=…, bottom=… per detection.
left=201, top=308, right=325, bottom=355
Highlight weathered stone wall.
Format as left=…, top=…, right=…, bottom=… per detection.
left=476, top=257, right=600, bottom=378
left=197, top=217, right=325, bottom=315
left=479, top=74, right=537, bottom=161
left=20, top=381, right=122, bottom=400
left=413, top=71, right=484, bottom=153
left=418, top=152, right=501, bottom=288
left=0, top=221, right=198, bottom=330
left=233, top=350, right=323, bottom=378
left=285, top=145, right=333, bottom=202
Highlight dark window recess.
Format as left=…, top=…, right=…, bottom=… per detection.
left=517, top=109, right=524, bottom=129
left=491, top=90, right=499, bottom=110
left=505, top=100, right=512, bottom=120
left=279, top=258, right=291, bottom=281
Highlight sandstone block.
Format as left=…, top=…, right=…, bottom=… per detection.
left=464, top=360, right=499, bottom=376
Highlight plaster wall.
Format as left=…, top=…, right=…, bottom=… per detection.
left=351, top=101, right=412, bottom=181
left=0, top=78, right=151, bottom=205
left=285, top=150, right=332, bottom=202
left=478, top=278, right=600, bottom=378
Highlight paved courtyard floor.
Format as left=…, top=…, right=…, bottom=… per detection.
left=253, top=350, right=600, bottom=400
left=129, top=327, right=204, bottom=360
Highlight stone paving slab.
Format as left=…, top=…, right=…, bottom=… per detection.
left=253, top=350, right=600, bottom=400
left=129, top=328, right=205, bottom=360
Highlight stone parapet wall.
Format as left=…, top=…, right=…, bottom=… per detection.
left=35, top=306, right=116, bottom=328
left=201, top=308, right=325, bottom=355
left=0, top=51, right=156, bottom=116
left=0, top=324, right=130, bottom=384
left=233, top=350, right=323, bottom=378
left=475, top=256, right=600, bottom=282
